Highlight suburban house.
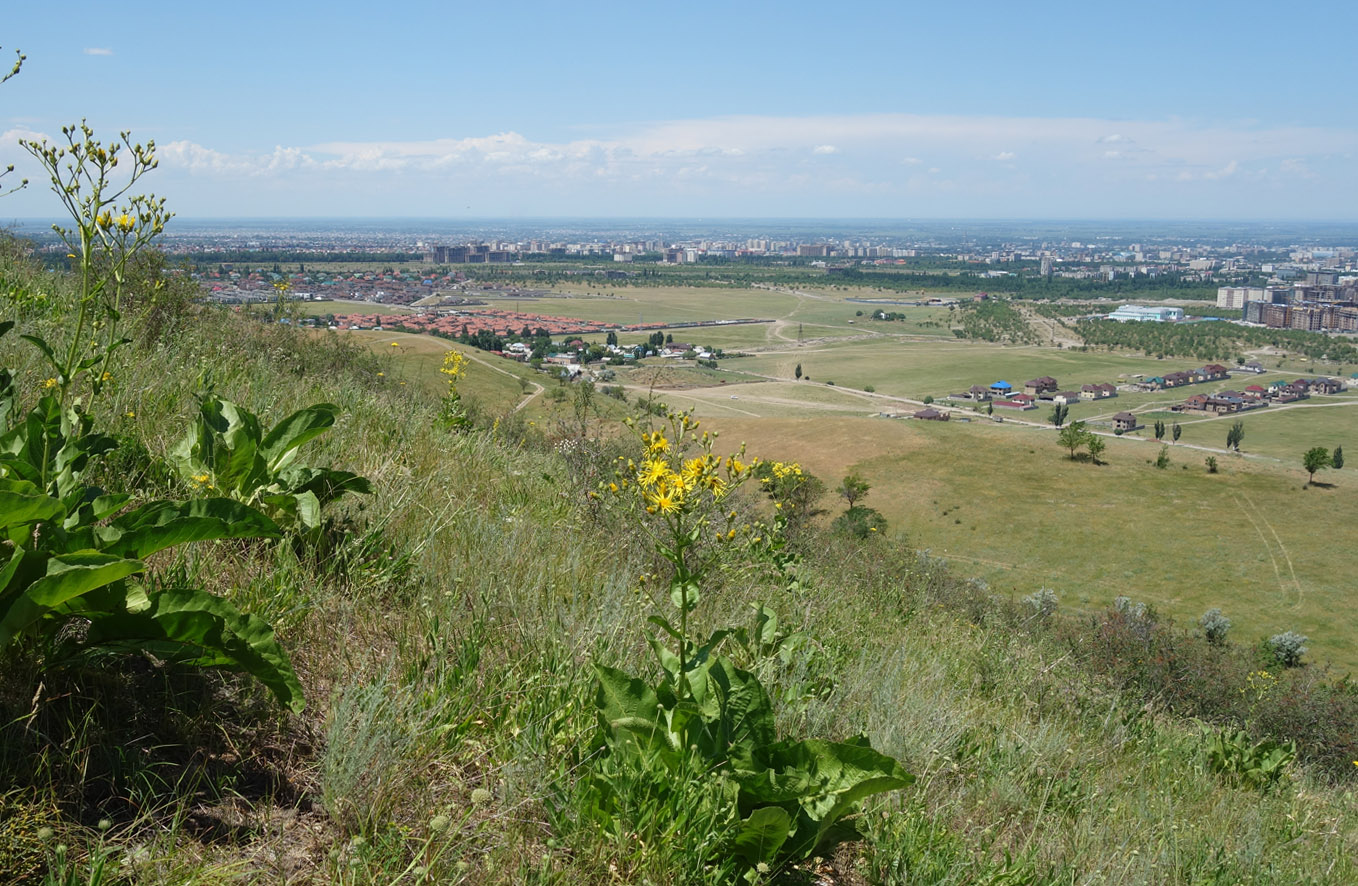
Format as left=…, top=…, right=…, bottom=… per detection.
left=1204, top=394, right=1246, bottom=414
left=1309, top=377, right=1344, bottom=394
left=1240, top=361, right=1265, bottom=373
left=1243, top=384, right=1268, bottom=400
left=1081, top=383, right=1118, bottom=400
left=989, top=380, right=1014, bottom=396
left=1112, top=411, right=1141, bottom=432
left=1025, top=376, right=1059, bottom=395
left=1201, top=364, right=1230, bottom=380
left=994, top=399, right=1037, bottom=411
left=1053, top=391, right=1081, bottom=405
left=1180, top=394, right=1210, bottom=411
left=968, top=384, right=993, bottom=401
left=1010, top=393, right=1037, bottom=407
left=913, top=407, right=950, bottom=421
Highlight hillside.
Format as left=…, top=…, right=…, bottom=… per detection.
left=2, top=238, right=1358, bottom=885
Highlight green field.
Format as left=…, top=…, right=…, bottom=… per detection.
left=701, top=414, right=1358, bottom=672
left=337, top=283, right=1357, bottom=672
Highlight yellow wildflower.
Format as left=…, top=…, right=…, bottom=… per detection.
left=637, top=459, right=668, bottom=488
left=115, top=213, right=133, bottom=232
left=42, top=377, right=57, bottom=390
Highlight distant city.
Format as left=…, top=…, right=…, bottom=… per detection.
left=6, top=217, right=1357, bottom=334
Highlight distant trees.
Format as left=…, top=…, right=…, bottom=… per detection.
left=1226, top=420, right=1245, bottom=452
left=1302, top=447, right=1333, bottom=485
left=1050, top=402, right=1068, bottom=427
left=1154, top=420, right=1166, bottom=441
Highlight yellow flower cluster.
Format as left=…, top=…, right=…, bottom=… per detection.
left=1242, top=669, right=1277, bottom=703
left=439, top=350, right=467, bottom=387
left=613, top=413, right=755, bottom=520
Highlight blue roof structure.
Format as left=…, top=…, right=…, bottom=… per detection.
left=990, top=380, right=1012, bottom=390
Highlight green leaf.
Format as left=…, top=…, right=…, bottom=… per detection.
left=79, top=586, right=306, bottom=713
left=0, top=552, right=144, bottom=649
left=593, top=662, right=667, bottom=758
left=745, top=738, right=914, bottom=860
left=260, top=403, right=339, bottom=474
left=732, top=806, right=792, bottom=866
left=19, top=334, right=60, bottom=373
left=669, top=577, right=701, bottom=613
left=0, top=480, right=64, bottom=534
left=95, top=498, right=281, bottom=559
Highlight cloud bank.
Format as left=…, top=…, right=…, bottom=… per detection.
left=8, top=112, right=1356, bottom=217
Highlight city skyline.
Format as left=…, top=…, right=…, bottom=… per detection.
left=4, top=1, right=1357, bottom=220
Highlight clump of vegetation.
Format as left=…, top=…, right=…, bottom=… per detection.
left=1199, top=607, right=1232, bottom=646
left=1266, top=631, right=1309, bottom=668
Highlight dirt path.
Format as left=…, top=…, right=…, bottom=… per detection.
left=460, top=349, right=544, bottom=412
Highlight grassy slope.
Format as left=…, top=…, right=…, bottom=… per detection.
left=4, top=260, right=1357, bottom=884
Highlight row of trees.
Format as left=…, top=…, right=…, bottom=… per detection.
left=1074, top=317, right=1358, bottom=365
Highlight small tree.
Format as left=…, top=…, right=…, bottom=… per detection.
left=794, top=362, right=802, bottom=380
left=1172, top=422, right=1182, bottom=444
left=1057, top=421, right=1090, bottom=460
left=1086, top=434, right=1106, bottom=465
left=1155, top=446, right=1170, bottom=469
left=1050, top=402, right=1068, bottom=427
left=1333, top=446, right=1344, bottom=470
left=1226, top=420, right=1245, bottom=452
left=838, top=473, right=870, bottom=509
left=1206, top=455, right=1218, bottom=473
left=1302, top=446, right=1332, bottom=485
left=1154, top=420, right=1166, bottom=441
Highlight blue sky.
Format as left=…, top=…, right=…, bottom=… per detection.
left=3, top=1, right=1356, bottom=219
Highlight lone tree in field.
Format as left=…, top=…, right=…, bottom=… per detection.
left=794, top=362, right=802, bottom=380
left=1302, top=447, right=1333, bottom=485
left=838, top=473, right=870, bottom=509
left=1226, top=420, right=1245, bottom=452
left=1172, top=422, right=1182, bottom=444
left=1049, top=402, right=1068, bottom=427
left=1057, top=421, right=1091, bottom=460
left=1333, top=446, right=1344, bottom=470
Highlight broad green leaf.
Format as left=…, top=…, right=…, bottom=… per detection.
left=95, top=498, right=281, bottom=559
left=593, top=663, right=667, bottom=757
left=0, top=552, right=143, bottom=649
left=731, top=806, right=792, bottom=865
left=0, top=482, right=64, bottom=533
left=79, top=587, right=305, bottom=713
left=260, top=403, right=339, bottom=474
left=703, top=657, right=776, bottom=768
left=752, top=738, right=914, bottom=860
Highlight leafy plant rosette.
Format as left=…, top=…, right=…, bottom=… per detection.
left=169, top=394, right=371, bottom=534
left=590, top=412, right=912, bottom=878
left=0, top=327, right=303, bottom=712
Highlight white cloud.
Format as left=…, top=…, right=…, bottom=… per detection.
left=83, top=48, right=113, bottom=56
left=136, top=111, right=1358, bottom=217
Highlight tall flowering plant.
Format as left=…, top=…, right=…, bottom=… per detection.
left=588, top=411, right=911, bottom=878
left=611, top=410, right=754, bottom=697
